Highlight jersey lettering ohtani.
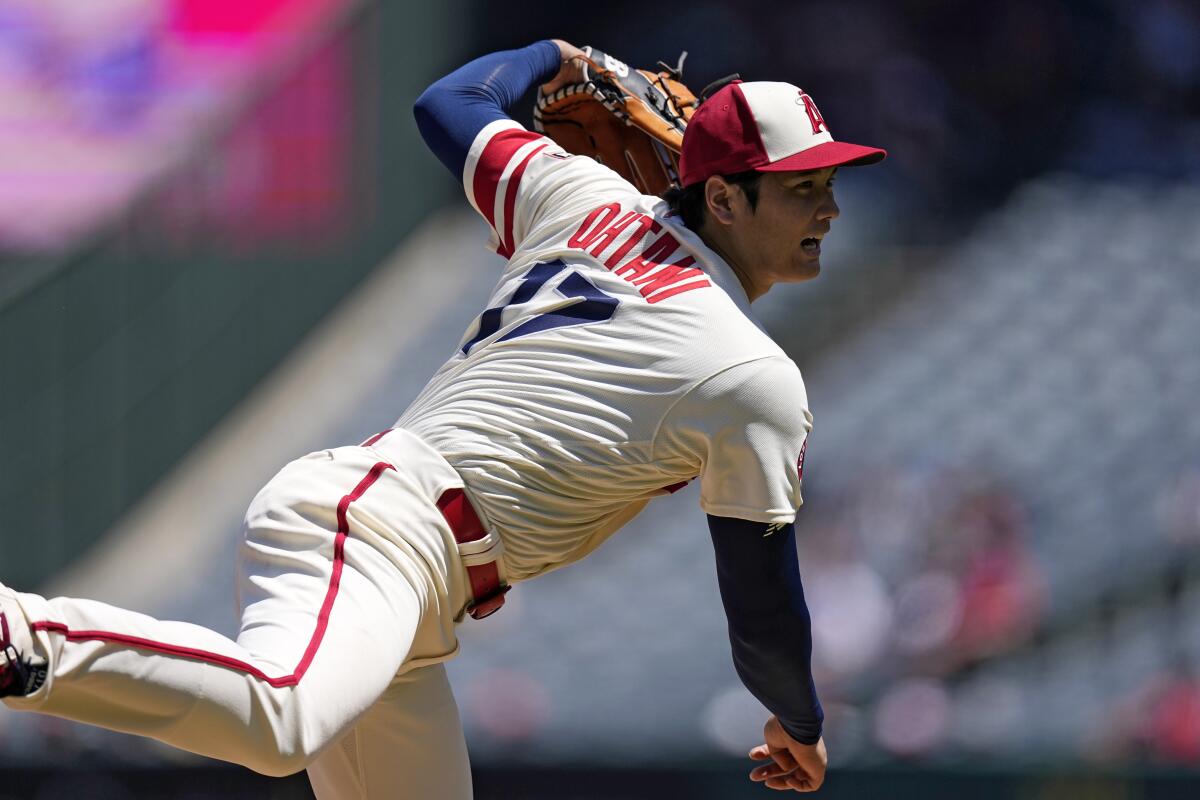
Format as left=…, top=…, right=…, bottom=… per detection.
left=398, top=120, right=812, bottom=582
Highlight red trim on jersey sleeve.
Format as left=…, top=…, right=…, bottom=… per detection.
left=471, top=128, right=544, bottom=235
left=29, top=460, right=396, bottom=690
left=497, top=143, right=548, bottom=258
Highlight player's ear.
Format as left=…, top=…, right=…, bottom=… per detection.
left=704, top=176, right=738, bottom=227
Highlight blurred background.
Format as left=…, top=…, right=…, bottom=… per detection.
left=1, top=0, right=1198, bottom=797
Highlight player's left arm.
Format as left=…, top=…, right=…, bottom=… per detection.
left=414, top=41, right=634, bottom=259
left=413, top=40, right=563, bottom=178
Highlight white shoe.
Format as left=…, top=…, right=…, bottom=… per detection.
left=0, top=586, right=46, bottom=698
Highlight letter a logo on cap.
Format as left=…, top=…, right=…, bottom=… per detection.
left=798, top=90, right=827, bottom=135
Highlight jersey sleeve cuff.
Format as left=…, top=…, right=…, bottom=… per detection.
left=462, top=120, right=551, bottom=256
left=698, top=502, right=798, bottom=525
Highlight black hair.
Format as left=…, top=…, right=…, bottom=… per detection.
left=662, top=170, right=762, bottom=232
left=661, top=72, right=758, bottom=232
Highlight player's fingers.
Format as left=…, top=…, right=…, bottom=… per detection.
left=749, top=760, right=793, bottom=781
left=784, top=767, right=823, bottom=792
left=752, top=748, right=800, bottom=776
left=769, top=748, right=799, bottom=773
left=770, top=760, right=800, bottom=788
left=749, top=743, right=773, bottom=760
left=786, top=774, right=814, bottom=792
left=790, top=752, right=826, bottom=789
left=760, top=765, right=821, bottom=793
left=764, top=775, right=799, bottom=790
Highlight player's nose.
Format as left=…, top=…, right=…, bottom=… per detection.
left=817, top=191, right=840, bottom=221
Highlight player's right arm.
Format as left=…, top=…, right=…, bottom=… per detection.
left=708, top=515, right=827, bottom=792
left=657, top=356, right=826, bottom=791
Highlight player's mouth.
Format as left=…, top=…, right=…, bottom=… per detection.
left=801, top=237, right=822, bottom=256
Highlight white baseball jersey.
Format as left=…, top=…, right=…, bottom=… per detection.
left=397, top=120, right=812, bottom=582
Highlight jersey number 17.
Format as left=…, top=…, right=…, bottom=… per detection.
left=461, top=259, right=619, bottom=354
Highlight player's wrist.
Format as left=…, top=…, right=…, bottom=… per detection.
left=779, top=717, right=823, bottom=746
left=548, top=39, right=585, bottom=62
left=541, top=40, right=588, bottom=95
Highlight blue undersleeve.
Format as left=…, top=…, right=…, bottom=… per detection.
left=413, top=41, right=561, bottom=179
left=707, top=514, right=823, bottom=744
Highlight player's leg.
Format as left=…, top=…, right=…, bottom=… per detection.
left=1, top=571, right=419, bottom=775
left=306, top=664, right=472, bottom=800
left=1, top=447, right=454, bottom=776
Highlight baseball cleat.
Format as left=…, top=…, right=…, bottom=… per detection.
left=0, top=589, right=47, bottom=698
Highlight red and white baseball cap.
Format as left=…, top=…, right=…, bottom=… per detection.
left=679, top=80, right=886, bottom=187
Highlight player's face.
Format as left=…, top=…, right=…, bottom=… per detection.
left=738, top=168, right=840, bottom=290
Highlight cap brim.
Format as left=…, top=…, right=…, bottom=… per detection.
left=758, top=141, right=887, bottom=173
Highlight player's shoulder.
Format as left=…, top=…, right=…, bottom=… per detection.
left=466, top=119, right=645, bottom=258
left=700, top=355, right=812, bottom=440
left=468, top=119, right=639, bottom=198
left=698, top=354, right=807, bottom=405
left=663, top=354, right=811, bottom=448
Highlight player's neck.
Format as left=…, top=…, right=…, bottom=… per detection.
left=697, top=226, right=767, bottom=303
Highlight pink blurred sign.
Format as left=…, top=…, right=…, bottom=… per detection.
left=171, top=0, right=296, bottom=35
left=0, top=0, right=356, bottom=253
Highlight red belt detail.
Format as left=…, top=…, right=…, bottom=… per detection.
left=437, top=488, right=509, bottom=620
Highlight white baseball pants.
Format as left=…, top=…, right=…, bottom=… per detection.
left=3, top=430, right=483, bottom=799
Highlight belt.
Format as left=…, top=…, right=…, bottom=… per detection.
left=436, top=487, right=509, bottom=620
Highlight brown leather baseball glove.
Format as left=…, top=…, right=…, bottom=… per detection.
left=533, top=47, right=699, bottom=196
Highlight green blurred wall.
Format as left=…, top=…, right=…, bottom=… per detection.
left=0, top=1, right=468, bottom=588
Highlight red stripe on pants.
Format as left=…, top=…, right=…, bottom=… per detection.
left=31, top=460, right=396, bottom=689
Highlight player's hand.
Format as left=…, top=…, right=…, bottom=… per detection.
left=541, top=39, right=589, bottom=95
left=748, top=716, right=827, bottom=792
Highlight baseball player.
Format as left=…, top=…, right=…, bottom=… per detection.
left=0, top=39, right=884, bottom=797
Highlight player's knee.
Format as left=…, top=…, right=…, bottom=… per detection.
left=245, top=749, right=312, bottom=778
left=236, top=693, right=330, bottom=777
left=241, top=735, right=320, bottom=778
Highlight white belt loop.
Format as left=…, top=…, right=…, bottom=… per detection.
left=457, top=530, right=505, bottom=568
